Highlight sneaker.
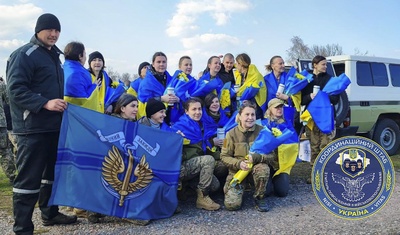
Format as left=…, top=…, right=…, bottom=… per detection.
left=254, top=197, right=270, bottom=212
left=124, top=218, right=150, bottom=226
left=42, top=213, right=78, bottom=226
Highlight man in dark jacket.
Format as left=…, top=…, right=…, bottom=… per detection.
left=6, top=13, right=77, bottom=235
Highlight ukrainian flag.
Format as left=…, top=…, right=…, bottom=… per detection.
left=126, top=78, right=141, bottom=98
left=234, top=64, right=267, bottom=113
left=191, top=72, right=223, bottom=98
left=300, top=73, right=351, bottom=134
left=137, top=70, right=172, bottom=118
left=64, top=60, right=101, bottom=112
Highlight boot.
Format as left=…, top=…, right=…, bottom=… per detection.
left=196, top=189, right=220, bottom=211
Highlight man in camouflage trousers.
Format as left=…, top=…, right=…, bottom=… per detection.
left=0, top=77, right=16, bottom=183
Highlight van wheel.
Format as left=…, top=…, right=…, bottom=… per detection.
left=334, top=91, right=349, bottom=126
left=372, top=119, right=400, bottom=155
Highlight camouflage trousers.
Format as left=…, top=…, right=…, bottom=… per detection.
left=0, top=128, right=16, bottom=181
left=223, top=163, right=269, bottom=211
left=180, top=155, right=220, bottom=192
left=305, top=126, right=332, bottom=165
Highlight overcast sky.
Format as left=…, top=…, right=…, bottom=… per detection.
left=1, top=0, right=399, bottom=79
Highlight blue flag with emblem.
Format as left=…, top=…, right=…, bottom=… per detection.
left=49, top=104, right=182, bottom=220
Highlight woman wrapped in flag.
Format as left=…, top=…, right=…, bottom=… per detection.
left=63, top=42, right=101, bottom=112
left=137, top=52, right=179, bottom=124
left=167, top=56, right=198, bottom=123
left=202, top=93, right=229, bottom=185
left=191, top=56, right=224, bottom=98
left=264, top=55, right=290, bottom=104
left=220, top=102, right=271, bottom=212
left=300, top=55, right=340, bottom=167
left=87, top=51, right=124, bottom=114
left=234, top=53, right=267, bottom=120
left=126, top=61, right=150, bottom=98
left=264, top=56, right=313, bottom=132
left=261, top=98, right=299, bottom=197
left=171, top=97, right=221, bottom=211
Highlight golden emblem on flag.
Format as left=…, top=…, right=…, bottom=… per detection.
left=102, top=146, right=153, bottom=206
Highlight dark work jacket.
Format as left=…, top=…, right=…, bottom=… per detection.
left=6, top=35, right=64, bottom=134
left=218, top=64, right=235, bottom=85
left=301, top=71, right=340, bottom=115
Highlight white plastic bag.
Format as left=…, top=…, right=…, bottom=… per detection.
left=299, top=139, right=311, bottom=162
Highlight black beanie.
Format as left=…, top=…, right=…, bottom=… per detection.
left=35, top=13, right=61, bottom=33
left=88, top=51, right=105, bottom=66
left=146, top=99, right=166, bottom=118
left=138, top=62, right=150, bottom=76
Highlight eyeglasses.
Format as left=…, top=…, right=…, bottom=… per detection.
left=274, top=105, right=283, bottom=109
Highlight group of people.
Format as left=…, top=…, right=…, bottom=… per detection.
left=4, top=13, right=340, bottom=235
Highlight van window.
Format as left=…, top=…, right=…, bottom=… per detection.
left=356, top=62, right=388, bottom=86
left=389, top=64, right=400, bottom=87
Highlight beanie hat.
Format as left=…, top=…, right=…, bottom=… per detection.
left=88, top=51, right=105, bottom=66
left=146, top=98, right=166, bottom=118
left=35, top=13, right=61, bottom=34
left=268, top=98, right=284, bottom=109
left=138, top=62, right=150, bottom=76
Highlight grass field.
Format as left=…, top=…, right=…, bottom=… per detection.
left=0, top=154, right=399, bottom=219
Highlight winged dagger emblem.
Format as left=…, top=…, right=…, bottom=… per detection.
left=332, top=173, right=375, bottom=202
left=102, top=146, right=153, bottom=206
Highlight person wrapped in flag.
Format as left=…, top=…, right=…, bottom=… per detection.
left=64, top=42, right=101, bottom=112
left=191, top=56, right=224, bottom=98
left=127, top=61, right=150, bottom=98
left=137, top=52, right=179, bottom=124
left=264, top=56, right=313, bottom=131
left=220, top=102, right=271, bottom=212
left=168, top=56, right=198, bottom=123
left=87, top=51, right=124, bottom=114
left=202, top=93, right=229, bottom=185
left=171, top=97, right=221, bottom=211
left=261, top=98, right=299, bottom=197
left=300, top=55, right=340, bottom=166
left=234, top=53, right=267, bottom=120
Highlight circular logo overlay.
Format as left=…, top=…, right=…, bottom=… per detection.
left=312, top=136, right=395, bottom=220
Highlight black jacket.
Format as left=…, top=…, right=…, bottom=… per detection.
left=301, top=71, right=340, bottom=111
left=218, top=64, right=235, bottom=85
left=6, top=35, right=64, bottom=134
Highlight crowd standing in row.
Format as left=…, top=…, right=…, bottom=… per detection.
left=4, top=13, right=339, bottom=235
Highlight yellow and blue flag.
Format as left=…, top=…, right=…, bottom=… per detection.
left=64, top=60, right=101, bottom=112
left=126, top=78, right=141, bottom=97
left=170, top=70, right=197, bottom=102
left=49, top=104, right=182, bottom=220
left=300, top=73, right=351, bottom=134
left=235, top=64, right=267, bottom=113
left=191, top=72, right=223, bottom=98
left=261, top=119, right=299, bottom=175
left=137, top=70, right=172, bottom=118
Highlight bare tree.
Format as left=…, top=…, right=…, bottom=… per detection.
left=286, top=36, right=343, bottom=64
left=121, top=73, right=131, bottom=82
left=106, top=67, right=120, bottom=81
